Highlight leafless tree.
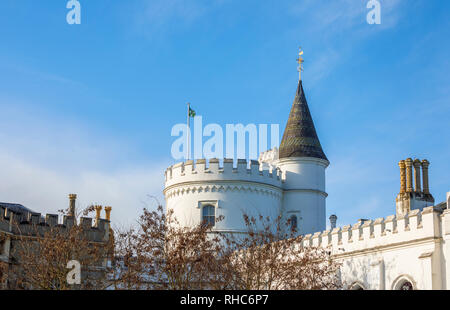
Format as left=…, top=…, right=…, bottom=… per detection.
left=111, top=206, right=342, bottom=290
left=3, top=201, right=341, bottom=290
left=221, top=214, right=341, bottom=290
left=110, top=205, right=227, bottom=290
left=7, top=207, right=111, bottom=290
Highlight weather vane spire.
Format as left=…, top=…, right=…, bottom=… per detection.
left=297, top=47, right=304, bottom=81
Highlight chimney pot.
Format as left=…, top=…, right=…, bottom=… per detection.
left=405, top=158, right=413, bottom=193
left=398, top=160, right=406, bottom=194
left=94, top=205, right=102, bottom=226
left=68, top=194, right=77, bottom=217
left=104, top=206, right=112, bottom=221
left=329, top=214, right=337, bottom=229
left=421, top=159, right=431, bottom=195
left=413, top=159, right=422, bottom=193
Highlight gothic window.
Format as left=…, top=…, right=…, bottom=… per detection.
left=350, top=283, right=365, bottom=290
left=393, top=277, right=415, bottom=290
left=289, top=215, right=298, bottom=232
left=202, top=205, right=215, bottom=227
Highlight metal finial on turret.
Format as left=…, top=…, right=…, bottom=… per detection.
left=297, top=47, right=304, bottom=80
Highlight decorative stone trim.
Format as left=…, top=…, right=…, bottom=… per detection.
left=165, top=181, right=283, bottom=200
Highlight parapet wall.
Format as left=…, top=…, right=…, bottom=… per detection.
left=0, top=206, right=109, bottom=243
left=165, top=158, right=283, bottom=189
left=301, top=206, right=444, bottom=254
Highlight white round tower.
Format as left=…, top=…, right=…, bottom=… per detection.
left=276, top=79, right=329, bottom=235
left=164, top=159, right=283, bottom=233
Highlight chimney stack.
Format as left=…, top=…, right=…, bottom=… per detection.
left=405, top=158, right=413, bottom=193
left=68, top=194, right=77, bottom=217
left=329, top=214, right=337, bottom=229
left=396, top=157, right=434, bottom=217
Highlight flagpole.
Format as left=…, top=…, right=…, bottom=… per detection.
left=187, top=102, right=190, bottom=160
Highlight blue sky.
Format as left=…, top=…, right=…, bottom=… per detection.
left=0, top=0, right=449, bottom=227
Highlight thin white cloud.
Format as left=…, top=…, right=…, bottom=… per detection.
left=304, top=48, right=340, bottom=86
left=131, top=0, right=228, bottom=36
left=286, top=0, right=405, bottom=85
left=289, top=0, right=404, bottom=33
left=0, top=153, right=166, bottom=227
left=325, top=151, right=399, bottom=226
left=0, top=102, right=168, bottom=226
left=0, top=61, right=84, bottom=88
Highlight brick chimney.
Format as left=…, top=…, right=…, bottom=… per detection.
left=396, top=158, right=434, bottom=217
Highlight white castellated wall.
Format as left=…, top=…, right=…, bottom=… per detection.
left=164, top=158, right=283, bottom=233
left=276, top=157, right=329, bottom=235
left=300, top=197, right=450, bottom=290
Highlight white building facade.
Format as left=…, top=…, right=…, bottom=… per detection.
left=163, top=76, right=450, bottom=290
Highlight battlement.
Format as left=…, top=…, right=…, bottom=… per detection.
left=165, top=158, right=283, bottom=189
left=301, top=206, right=445, bottom=254
left=0, top=206, right=110, bottom=243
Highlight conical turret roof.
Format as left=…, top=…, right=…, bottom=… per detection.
left=279, top=80, right=328, bottom=161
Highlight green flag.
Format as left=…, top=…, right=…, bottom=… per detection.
left=189, top=107, right=196, bottom=117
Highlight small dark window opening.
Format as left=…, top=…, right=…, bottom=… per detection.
left=289, top=215, right=298, bottom=232
left=202, top=205, right=215, bottom=227
left=400, top=281, right=413, bottom=290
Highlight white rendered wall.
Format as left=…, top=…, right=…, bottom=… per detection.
left=276, top=157, right=329, bottom=235
left=302, top=201, right=450, bottom=290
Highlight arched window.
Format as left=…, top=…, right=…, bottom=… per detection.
left=289, top=215, right=298, bottom=232
left=202, top=205, right=215, bottom=227
left=393, top=276, right=415, bottom=290
left=350, top=283, right=365, bottom=290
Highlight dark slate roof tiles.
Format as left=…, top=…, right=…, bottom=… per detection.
left=279, top=80, right=328, bottom=161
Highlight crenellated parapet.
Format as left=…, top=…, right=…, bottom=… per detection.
left=300, top=206, right=444, bottom=255
left=0, top=206, right=109, bottom=243
left=164, top=158, right=283, bottom=189
left=165, top=183, right=283, bottom=200
left=164, top=159, right=284, bottom=231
